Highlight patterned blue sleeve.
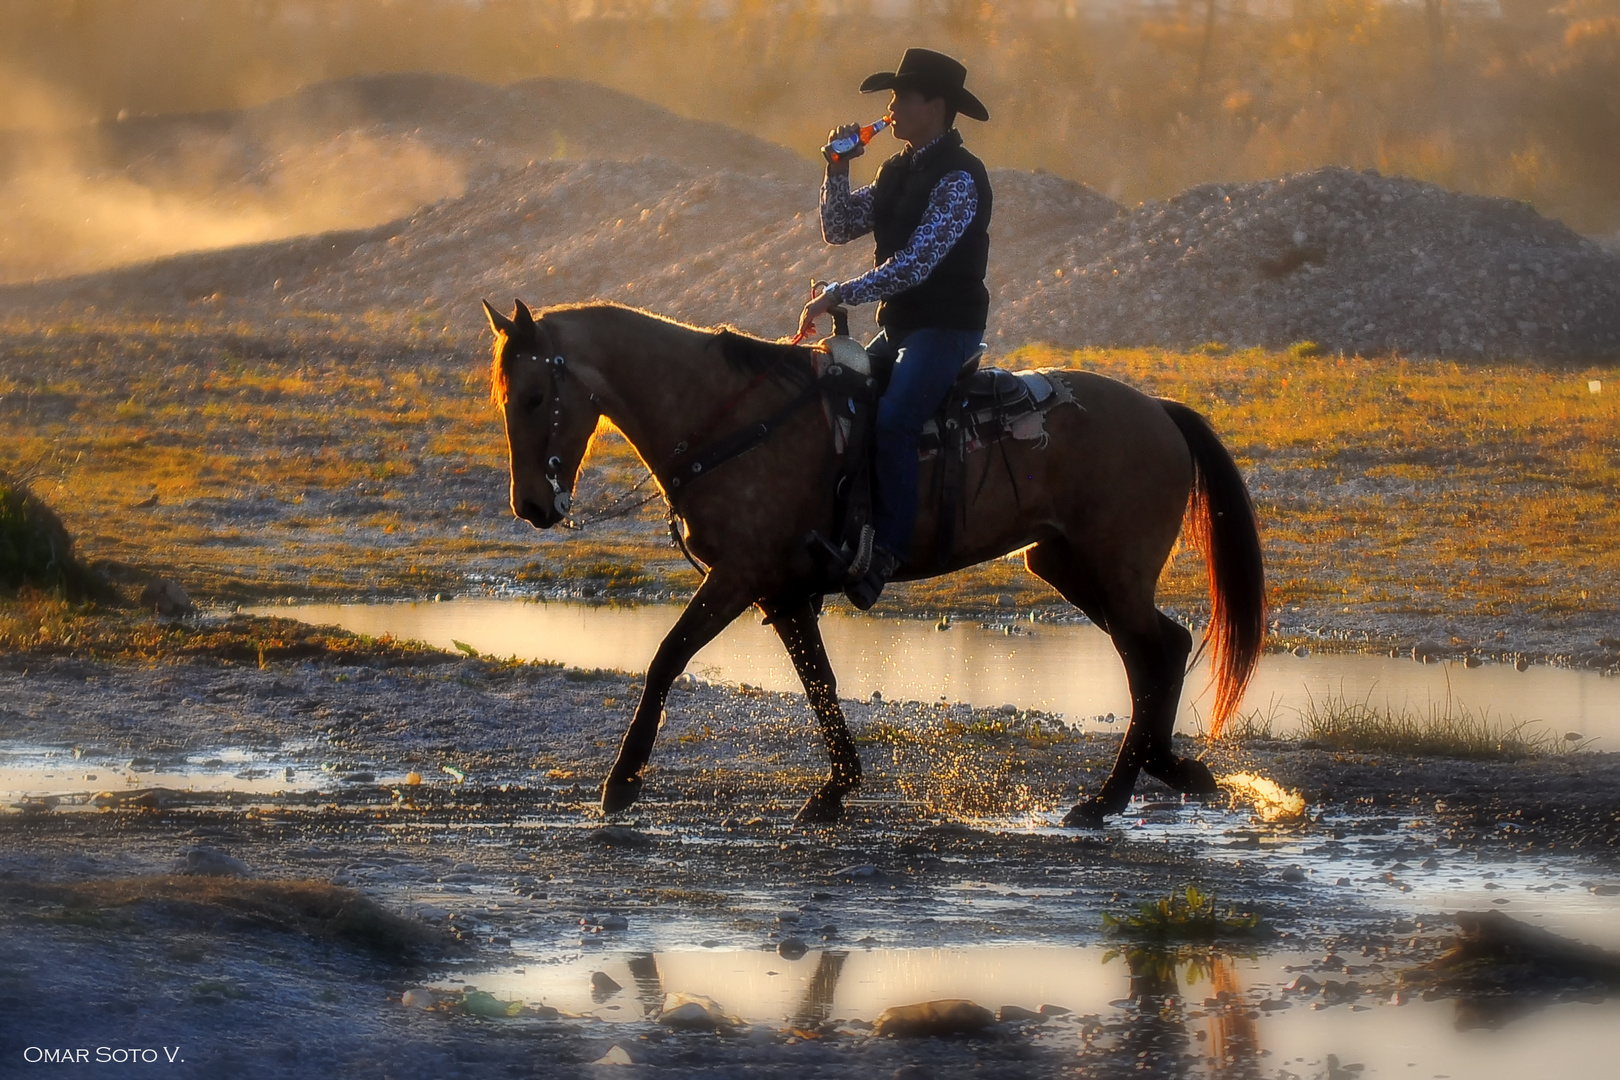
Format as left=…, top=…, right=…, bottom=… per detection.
left=838, top=171, right=978, bottom=306
left=820, top=171, right=875, bottom=244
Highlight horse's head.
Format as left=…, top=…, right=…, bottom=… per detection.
left=484, top=298, right=601, bottom=529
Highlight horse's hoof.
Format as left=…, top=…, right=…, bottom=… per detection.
left=600, top=775, right=642, bottom=815
left=1146, top=755, right=1220, bottom=796
left=1176, top=757, right=1220, bottom=796
left=1060, top=799, right=1111, bottom=829
left=794, top=794, right=844, bottom=824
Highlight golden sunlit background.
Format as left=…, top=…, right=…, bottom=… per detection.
left=6, top=6, right=1620, bottom=1075
left=2, top=0, right=1618, bottom=284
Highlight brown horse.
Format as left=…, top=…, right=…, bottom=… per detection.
left=483, top=299, right=1265, bottom=826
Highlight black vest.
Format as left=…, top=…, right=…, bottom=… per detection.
left=869, top=129, right=993, bottom=338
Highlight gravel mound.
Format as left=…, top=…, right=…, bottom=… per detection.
left=3, top=72, right=1616, bottom=359
left=1006, top=165, right=1620, bottom=360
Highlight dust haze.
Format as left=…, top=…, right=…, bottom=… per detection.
left=1, top=0, right=1618, bottom=283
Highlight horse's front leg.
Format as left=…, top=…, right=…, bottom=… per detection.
left=764, top=596, right=862, bottom=823
left=601, top=573, right=757, bottom=814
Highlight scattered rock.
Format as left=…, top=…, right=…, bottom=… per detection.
left=833, top=864, right=879, bottom=880
left=777, top=937, right=808, bottom=960
left=590, top=971, right=622, bottom=998
left=872, top=999, right=996, bottom=1038
left=1281, top=865, right=1307, bottom=883
left=1037, top=1003, right=1071, bottom=1016
left=1409, top=909, right=1620, bottom=997
left=590, top=826, right=652, bottom=849
left=1320, top=980, right=1363, bottom=1004
left=176, top=846, right=252, bottom=878
left=590, top=1045, right=635, bottom=1066
left=997, top=1004, right=1043, bottom=1022
left=657, top=992, right=738, bottom=1031
left=401, top=988, right=435, bottom=1010
left=1412, top=641, right=1446, bottom=663
left=1288, top=975, right=1321, bottom=996
left=140, top=578, right=194, bottom=617
left=581, top=913, right=629, bottom=931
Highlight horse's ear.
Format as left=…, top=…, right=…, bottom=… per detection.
left=483, top=299, right=515, bottom=337
left=512, top=299, right=536, bottom=335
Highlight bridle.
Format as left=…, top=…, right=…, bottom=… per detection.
left=513, top=345, right=597, bottom=522
left=508, top=333, right=817, bottom=563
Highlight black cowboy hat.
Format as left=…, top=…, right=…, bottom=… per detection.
left=860, top=48, right=989, bottom=123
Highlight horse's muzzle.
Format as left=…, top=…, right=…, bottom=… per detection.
left=516, top=498, right=556, bottom=529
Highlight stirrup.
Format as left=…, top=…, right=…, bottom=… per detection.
left=806, top=524, right=875, bottom=587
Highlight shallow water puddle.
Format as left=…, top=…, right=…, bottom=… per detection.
left=442, top=945, right=1620, bottom=1077
left=0, top=741, right=401, bottom=810
left=265, top=599, right=1620, bottom=743
left=1035, top=800, right=1620, bottom=951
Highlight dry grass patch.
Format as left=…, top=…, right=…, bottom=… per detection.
left=1217, top=690, right=1575, bottom=759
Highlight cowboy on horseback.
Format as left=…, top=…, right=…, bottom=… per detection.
left=798, top=48, right=994, bottom=610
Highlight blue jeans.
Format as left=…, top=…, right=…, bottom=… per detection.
left=866, top=327, right=985, bottom=559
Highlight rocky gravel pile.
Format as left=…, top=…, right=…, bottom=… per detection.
left=4, top=73, right=1616, bottom=360
left=1006, top=166, right=1620, bottom=360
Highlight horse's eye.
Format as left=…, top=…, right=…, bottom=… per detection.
left=519, top=393, right=545, bottom=413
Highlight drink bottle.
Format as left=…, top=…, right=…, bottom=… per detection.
left=822, top=117, right=892, bottom=163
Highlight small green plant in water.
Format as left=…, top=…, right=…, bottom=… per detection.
left=1103, top=885, right=1265, bottom=940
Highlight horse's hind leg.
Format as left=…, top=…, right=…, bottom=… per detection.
left=1061, top=610, right=1194, bottom=826
left=764, top=596, right=862, bottom=823
left=1025, top=542, right=1215, bottom=827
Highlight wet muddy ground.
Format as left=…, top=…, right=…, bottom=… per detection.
left=5, top=630, right=1620, bottom=1076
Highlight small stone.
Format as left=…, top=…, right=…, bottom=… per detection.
left=1288, top=975, right=1321, bottom=995
left=590, top=827, right=652, bottom=849
left=401, top=988, right=434, bottom=1009
left=834, top=864, right=879, bottom=880
left=1037, top=1003, right=1071, bottom=1016
left=997, top=1004, right=1043, bottom=1022
left=777, top=937, right=808, bottom=960
left=1281, top=866, right=1307, bottom=883
left=590, top=1045, right=634, bottom=1066
left=177, top=846, right=252, bottom=878
left=657, top=992, right=737, bottom=1030
left=590, top=971, right=622, bottom=996
left=874, top=999, right=996, bottom=1038
left=141, top=578, right=194, bottom=617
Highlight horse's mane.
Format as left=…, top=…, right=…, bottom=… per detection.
left=491, top=302, right=811, bottom=405
left=714, top=327, right=812, bottom=385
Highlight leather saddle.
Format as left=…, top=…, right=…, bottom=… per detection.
left=806, top=314, right=1053, bottom=597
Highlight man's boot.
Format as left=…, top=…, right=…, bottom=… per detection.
left=846, top=545, right=901, bottom=611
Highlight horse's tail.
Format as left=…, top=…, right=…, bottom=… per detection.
left=1161, top=400, right=1266, bottom=737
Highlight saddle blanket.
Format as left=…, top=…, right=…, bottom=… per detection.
left=916, top=367, right=1079, bottom=459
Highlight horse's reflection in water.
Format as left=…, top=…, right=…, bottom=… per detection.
left=791, top=950, right=848, bottom=1028
left=610, top=944, right=1262, bottom=1074
left=606, top=949, right=849, bottom=1026
left=1090, top=949, right=1261, bottom=1079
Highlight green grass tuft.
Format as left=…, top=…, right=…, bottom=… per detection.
left=1103, top=885, right=1266, bottom=940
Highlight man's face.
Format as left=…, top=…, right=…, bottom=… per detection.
left=887, top=87, right=948, bottom=144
